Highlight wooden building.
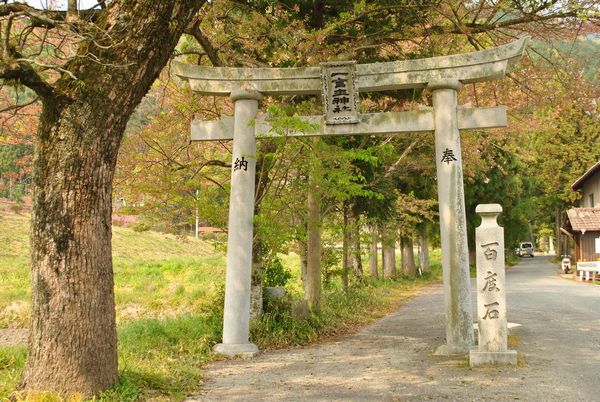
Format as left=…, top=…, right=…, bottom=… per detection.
left=564, top=160, right=600, bottom=274
left=565, top=208, right=600, bottom=262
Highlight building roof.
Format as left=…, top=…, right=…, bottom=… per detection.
left=572, top=160, right=600, bottom=191
left=566, top=208, right=600, bottom=232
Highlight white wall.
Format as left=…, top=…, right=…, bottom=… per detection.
left=582, top=170, right=600, bottom=208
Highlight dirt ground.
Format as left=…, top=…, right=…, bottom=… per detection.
left=0, top=328, right=27, bottom=347
left=187, top=257, right=600, bottom=402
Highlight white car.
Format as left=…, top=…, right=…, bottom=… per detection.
left=517, top=242, right=534, bottom=258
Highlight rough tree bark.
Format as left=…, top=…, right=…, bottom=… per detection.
left=350, top=209, right=363, bottom=277
left=250, top=145, right=278, bottom=318
left=381, top=226, right=396, bottom=279
left=400, top=236, right=405, bottom=274
left=298, top=238, right=308, bottom=284
left=6, top=1, right=204, bottom=396
left=419, top=223, right=430, bottom=273
left=341, top=204, right=350, bottom=293
left=250, top=238, right=263, bottom=318
left=305, top=184, right=322, bottom=313
left=556, top=207, right=566, bottom=256
left=369, top=226, right=378, bottom=279
left=402, top=235, right=416, bottom=276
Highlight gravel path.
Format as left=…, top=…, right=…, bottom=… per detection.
left=187, top=256, right=600, bottom=401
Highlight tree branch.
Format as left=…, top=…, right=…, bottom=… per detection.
left=0, top=95, right=39, bottom=113
left=185, top=18, right=223, bottom=67
left=0, top=2, right=102, bottom=27
left=0, top=60, right=55, bottom=99
left=384, top=139, right=420, bottom=179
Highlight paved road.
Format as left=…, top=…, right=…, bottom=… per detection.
left=188, top=256, right=600, bottom=401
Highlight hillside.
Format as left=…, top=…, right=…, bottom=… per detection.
left=0, top=209, right=226, bottom=328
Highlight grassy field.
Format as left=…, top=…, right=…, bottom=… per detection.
left=0, top=209, right=442, bottom=401
left=0, top=211, right=226, bottom=328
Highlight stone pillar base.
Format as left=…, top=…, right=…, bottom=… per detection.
left=213, top=343, right=259, bottom=358
left=434, top=344, right=470, bottom=356
left=469, top=349, right=517, bottom=367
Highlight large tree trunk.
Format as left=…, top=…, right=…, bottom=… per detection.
left=24, top=101, right=120, bottom=394
left=305, top=186, right=321, bottom=313
left=250, top=239, right=263, bottom=318
left=341, top=204, right=350, bottom=294
left=403, top=235, right=416, bottom=276
left=369, top=226, right=378, bottom=279
left=250, top=147, right=276, bottom=318
left=381, top=226, right=396, bottom=279
left=556, top=207, right=565, bottom=256
left=19, top=1, right=203, bottom=396
left=419, top=223, right=430, bottom=273
left=350, top=209, right=363, bottom=277
left=298, top=238, right=308, bottom=284
left=400, top=236, right=405, bottom=274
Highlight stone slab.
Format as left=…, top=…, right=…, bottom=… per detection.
left=264, top=286, right=286, bottom=300
left=321, top=61, right=359, bottom=124
left=214, top=343, right=259, bottom=358
left=475, top=204, right=509, bottom=353
left=469, top=349, right=517, bottom=367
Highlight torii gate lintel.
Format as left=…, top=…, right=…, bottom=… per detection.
left=190, top=105, right=507, bottom=141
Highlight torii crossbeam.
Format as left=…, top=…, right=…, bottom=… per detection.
left=174, top=38, right=528, bottom=357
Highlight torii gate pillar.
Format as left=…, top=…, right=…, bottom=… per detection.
left=214, top=89, right=263, bottom=357
left=429, top=79, right=474, bottom=354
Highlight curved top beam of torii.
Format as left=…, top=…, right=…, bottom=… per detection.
left=173, top=37, right=528, bottom=96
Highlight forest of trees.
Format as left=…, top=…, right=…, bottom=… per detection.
left=115, top=0, right=600, bottom=272
left=0, top=0, right=598, bottom=397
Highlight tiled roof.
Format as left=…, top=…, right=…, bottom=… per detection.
left=572, top=160, right=600, bottom=191
left=566, top=208, right=600, bottom=232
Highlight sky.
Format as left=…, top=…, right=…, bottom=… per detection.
left=24, top=0, right=102, bottom=10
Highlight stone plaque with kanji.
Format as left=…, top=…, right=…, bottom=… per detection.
left=321, top=61, right=359, bottom=125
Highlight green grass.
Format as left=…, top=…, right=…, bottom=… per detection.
left=0, top=210, right=228, bottom=400
left=506, top=254, right=521, bottom=267
left=252, top=248, right=443, bottom=349
left=0, top=212, right=225, bottom=328
left=0, top=212, right=30, bottom=328
left=0, top=210, right=443, bottom=400
left=0, top=346, right=27, bottom=397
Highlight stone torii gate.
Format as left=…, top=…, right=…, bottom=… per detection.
left=174, top=38, right=527, bottom=357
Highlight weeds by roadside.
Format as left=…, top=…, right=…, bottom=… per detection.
left=0, top=263, right=441, bottom=401
left=0, top=210, right=443, bottom=400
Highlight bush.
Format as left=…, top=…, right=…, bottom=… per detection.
left=263, top=256, right=292, bottom=287
left=132, top=222, right=150, bottom=232
left=9, top=203, right=23, bottom=214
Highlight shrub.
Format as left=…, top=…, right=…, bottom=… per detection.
left=263, top=256, right=292, bottom=287
left=132, top=222, right=150, bottom=232
left=9, top=203, right=23, bottom=215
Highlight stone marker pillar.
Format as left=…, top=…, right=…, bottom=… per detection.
left=213, top=88, right=263, bottom=357
left=429, top=79, right=474, bottom=355
left=470, top=204, right=517, bottom=367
